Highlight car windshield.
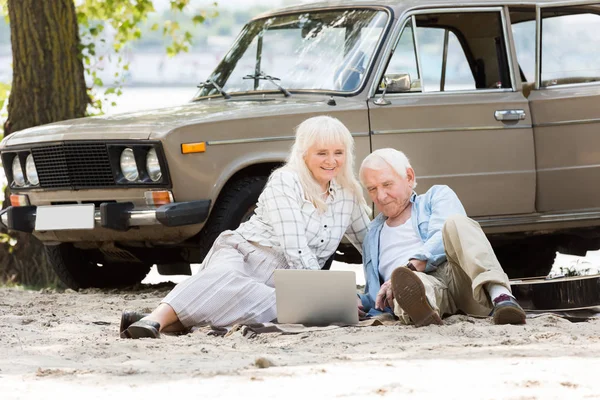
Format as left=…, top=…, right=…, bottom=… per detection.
left=194, top=8, right=389, bottom=98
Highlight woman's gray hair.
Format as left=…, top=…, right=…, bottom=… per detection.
left=280, top=115, right=367, bottom=212
left=359, top=148, right=417, bottom=189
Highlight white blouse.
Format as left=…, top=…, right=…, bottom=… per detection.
left=236, top=169, right=370, bottom=270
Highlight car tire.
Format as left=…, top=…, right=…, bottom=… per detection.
left=45, top=244, right=151, bottom=290
left=196, top=175, right=268, bottom=262
left=492, top=236, right=558, bottom=279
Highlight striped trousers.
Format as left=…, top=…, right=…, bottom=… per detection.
left=162, top=231, right=288, bottom=328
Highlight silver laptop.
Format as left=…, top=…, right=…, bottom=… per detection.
left=274, top=270, right=359, bottom=325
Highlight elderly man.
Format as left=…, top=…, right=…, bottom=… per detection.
left=357, top=148, right=525, bottom=326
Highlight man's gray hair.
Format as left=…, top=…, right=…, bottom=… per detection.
left=359, top=148, right=417, bottom=189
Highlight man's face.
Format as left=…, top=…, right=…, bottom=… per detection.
left=362, top=164, right=415, bottom=220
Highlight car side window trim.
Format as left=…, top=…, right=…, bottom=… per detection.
left=370, top=6, right=516, bottom=98
left=440, top=29, right=450, bottom=91
left=411, top=15, right=425, bottom=91
left=368, top=15, right=412, bottom=97
left=534, top=5, right=541, bottom=89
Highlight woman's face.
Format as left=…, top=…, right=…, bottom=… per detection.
left=304, top=142, right=346, bottom=189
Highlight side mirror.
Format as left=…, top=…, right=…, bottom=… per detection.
left=374, top=73, right=412, bottom=106
left=385, top=73, right=412, bottom=92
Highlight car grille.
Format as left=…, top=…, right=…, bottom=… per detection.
left=32, top=143, right=115, bottom=189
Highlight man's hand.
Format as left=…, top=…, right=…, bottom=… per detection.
left=357, top=297, right=366, bottom=319
left=375, top=279, right=394, bottom=311
left=409, top=259, right=427, bottom=272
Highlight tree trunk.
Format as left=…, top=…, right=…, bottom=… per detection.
left=7, top=0, right=87, bottom=131
left=0, top=0, right=88, bottom=287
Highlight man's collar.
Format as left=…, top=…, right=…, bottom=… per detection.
left=410, top=191, right=417, bottom=202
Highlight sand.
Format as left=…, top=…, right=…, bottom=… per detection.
left=1, top=281, right=600, bottom=400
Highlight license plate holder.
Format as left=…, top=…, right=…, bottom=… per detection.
left=35, top=204, right=95, bottom=231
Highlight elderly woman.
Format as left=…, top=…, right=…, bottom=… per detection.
left=122, top=115, right=370, bottom=339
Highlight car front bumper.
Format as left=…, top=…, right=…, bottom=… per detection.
left=0, top=200, right=211, bottom=233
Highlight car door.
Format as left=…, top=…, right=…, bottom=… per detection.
left=513, top=1, right=600, bottom=213
left=368, top=7, right=536, bottom=217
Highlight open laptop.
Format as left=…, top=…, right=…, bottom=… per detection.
left=274, top=270, right=359, bottom=325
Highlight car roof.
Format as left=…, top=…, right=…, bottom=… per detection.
left=254, top=0, right=587, bottom=20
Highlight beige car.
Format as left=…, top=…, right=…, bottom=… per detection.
left=2, top=0, right=600, bottom=289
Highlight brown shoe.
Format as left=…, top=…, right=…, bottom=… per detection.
left=391, top=267, right=443, bottom=327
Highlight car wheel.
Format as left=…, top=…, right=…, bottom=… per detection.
left=45, top=243, right=151, bottom=290
left=492, top=236, right=558, bottom=279
left=196, top=175, right=268, bottom=262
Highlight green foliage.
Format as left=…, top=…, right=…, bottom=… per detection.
left=76, top=0, right=218, bottom=114
left=0, top=0, right=220, bottom=115
left=0, top=1, right=222, bottom=288
left=0, top=1, right=8, bottom=138
left=0, top=231, right=16, bottom=250
left=121, top=7, right=268, bottom=52
left=0, top=81, right=8, bottom=138
left=0, top=80, right=12, bottom=258
left=0, top=16, right=8, bottom=45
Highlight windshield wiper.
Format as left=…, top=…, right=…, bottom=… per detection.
left=243, top=72, right=291, bottom=97
left=197, top=78, right=231, bottom=99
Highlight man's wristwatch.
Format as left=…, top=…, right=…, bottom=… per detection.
left=406, top=261, right=417, bottom=272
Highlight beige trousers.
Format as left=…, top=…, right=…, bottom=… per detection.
left=394, top=215, right=511, bottom=323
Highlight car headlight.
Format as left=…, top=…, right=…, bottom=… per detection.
left=25, top=154, right=39, bottom=185
left=146, top=148, right=162, bottom=182
left=12, top=156, right=25, bottom=187
left=120, top=148, right=139, bottom=182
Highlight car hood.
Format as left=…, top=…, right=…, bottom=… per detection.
left=1, top=96, right=351, bottom=147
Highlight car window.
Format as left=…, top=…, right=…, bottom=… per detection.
left=540, top=7, right=600, bottom=87
left=382, top=11, right=511, bottom=93
left=417, top=27, right=475, bottom=91
left=258, top=23, right=384, bottom=92
left=225, top=36, right=260, bottom=92
left=197, top=9, right=389, bottom=97
left=385, top=20, right=420, bottom=90
left=259, top=26, right=346, bottom=91
left=510, top=17, right=535, bottom=83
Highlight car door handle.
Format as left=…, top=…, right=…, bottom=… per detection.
left=495, top=109, right=526, bottom=121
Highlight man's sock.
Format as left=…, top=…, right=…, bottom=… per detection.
left=486, top=283, right=513, bottom=303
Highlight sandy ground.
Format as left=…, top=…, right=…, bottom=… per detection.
left=2, top=272, right=600, bottom=400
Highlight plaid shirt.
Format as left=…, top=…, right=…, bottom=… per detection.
left=236, top=169, right=370, bottom=270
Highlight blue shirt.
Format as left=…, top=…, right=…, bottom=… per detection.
left=359, top=185, right=466, bottom=314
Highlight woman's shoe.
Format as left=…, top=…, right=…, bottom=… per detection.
left=125, top=320, right=161, bottom=339
left=119, top=311, right=149, bottom=338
